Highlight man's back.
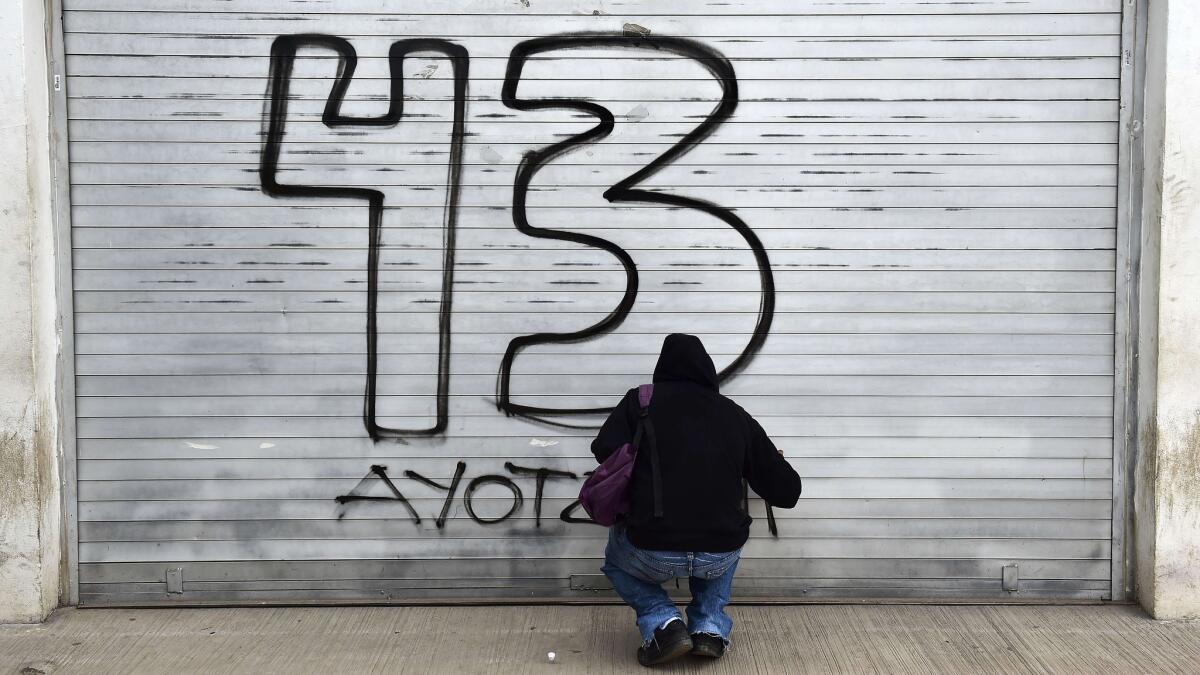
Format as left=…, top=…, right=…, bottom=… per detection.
left=591, top=334, right=802, bottom=552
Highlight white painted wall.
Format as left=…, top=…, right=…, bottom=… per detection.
left=1137, top=0, right=1200, bottom=620
left=0, top=0, right=61, bottom=624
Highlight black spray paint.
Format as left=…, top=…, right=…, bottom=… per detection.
left=496, top=33, right=776, bottom=424
left=334, top=460, right=778, bottom=537
left=404, top=461, right=467, bottom=529
left=462, top=474, right=524, bottom=524
left=335, top=464, right=421, bottom=523
left=504, top=462, right=578, bottom=527
left=259, top=34, right=785, bottom=537
left=260, top=34, right=467, bottom=440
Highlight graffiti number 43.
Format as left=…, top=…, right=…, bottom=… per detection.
left=261, top=32, right=774, bottom=438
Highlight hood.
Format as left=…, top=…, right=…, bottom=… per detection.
left=652, top=333, right=719, bottom=391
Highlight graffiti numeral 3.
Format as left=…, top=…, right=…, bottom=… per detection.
left=496, top=33, right=775, bottom=424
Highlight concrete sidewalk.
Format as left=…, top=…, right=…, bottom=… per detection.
left=2, top=604, right=1198, bottom=674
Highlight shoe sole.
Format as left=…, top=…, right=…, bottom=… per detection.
left=691, top=643, right=724, bottom=658
left=638, top=638, right=694, bottom=667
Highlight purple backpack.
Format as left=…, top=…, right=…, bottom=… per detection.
left=580, top=384, right=663, bottom=526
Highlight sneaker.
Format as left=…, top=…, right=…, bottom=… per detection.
left=637, top=619, right=693, bottom=667
left=690, top=633, right=727, bottom=658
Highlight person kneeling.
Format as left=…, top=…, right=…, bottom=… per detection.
left=591, top=334, right=802, bottom=667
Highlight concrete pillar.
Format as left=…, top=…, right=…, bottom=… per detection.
left=1135, top=0, right=1200, bottom=620
left=0, top=0, right=62, bottom=623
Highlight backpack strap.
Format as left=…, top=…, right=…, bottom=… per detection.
left=637, top=383, right=654, bottom=409
left=632, top=384, right=663, bottom=518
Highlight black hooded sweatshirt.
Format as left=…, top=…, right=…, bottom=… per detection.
left=591, top=333, right=802, bottom=552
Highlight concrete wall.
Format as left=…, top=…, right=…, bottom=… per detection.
left=1136, top=0, right=1200, bottom=620
left=0, top=0, right=61, bottom=624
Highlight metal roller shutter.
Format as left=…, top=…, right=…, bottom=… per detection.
left=63, top=0, right=1128, bottom=604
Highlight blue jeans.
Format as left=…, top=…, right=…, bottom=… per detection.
left=601, top=525, right=741, bottom=644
